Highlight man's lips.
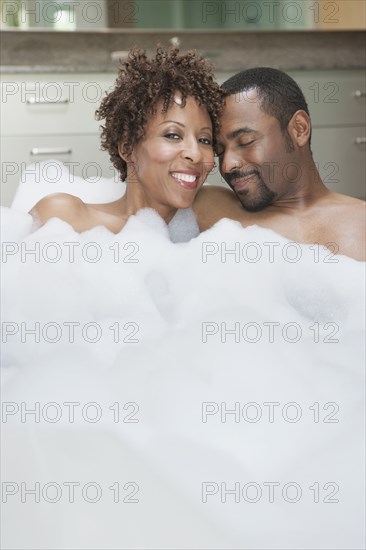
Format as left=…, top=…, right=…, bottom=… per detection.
left=229, top=172, right=259, bottom=192
left=170, top=170, right=201, bottom=189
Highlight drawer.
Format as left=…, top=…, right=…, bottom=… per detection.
left=289, top=70, right=366, bottom=127
left=0, top=73, right=116, bottom=137
left=311, top=126, right=366, bottom=199
left=1, top=134, right=118, bottom=207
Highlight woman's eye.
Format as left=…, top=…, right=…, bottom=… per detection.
left=199, top=137, right=213, bottom=146
left=164, top=132, right=181, bottom=140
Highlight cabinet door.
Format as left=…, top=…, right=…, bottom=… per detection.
left=1, top=134, right=118, bottom=206
left=288, top=70, right=366, bottom=127
left=311, top=126, right=366, bottom=199
left=0, top=74, right=116, bottom=136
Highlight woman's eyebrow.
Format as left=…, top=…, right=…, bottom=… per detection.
left=158, top=120, right=185, bottom=127
left=158, top=121, right=212, bottom=133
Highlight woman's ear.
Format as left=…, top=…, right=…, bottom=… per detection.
left=118, top=142, right=130, bottom=162
left=119, top=143, right=138, bottom=181
left=288, top=110, right=311, bottom=148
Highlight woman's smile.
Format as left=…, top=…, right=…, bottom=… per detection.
left=127, top=95, right=215, bottom=219
left=170, top=169, right=201, bottom=189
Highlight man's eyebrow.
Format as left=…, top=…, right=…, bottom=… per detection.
left=228, top=127, right=256, bottom=139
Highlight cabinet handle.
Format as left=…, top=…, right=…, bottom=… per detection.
left=30, top=148, right=72, bottom=156
left=27, top=97, right=69, bottom=105
left=170, top=36, right=180, bottom=47
left=110, top=50, right=129, bottom=62
left=355, top=137, right=366, bottom=145
left=353, top=90, right=366, bottom=98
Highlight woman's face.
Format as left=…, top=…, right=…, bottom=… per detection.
left=127, top=95, right=215, bottom=214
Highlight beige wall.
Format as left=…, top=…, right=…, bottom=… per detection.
left=317, top=0, right=366, bottom=30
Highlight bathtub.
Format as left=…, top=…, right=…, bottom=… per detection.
left=1, top=162, right=365, bottom=549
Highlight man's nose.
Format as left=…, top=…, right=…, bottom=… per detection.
left=220, top=149, right=243, bottom=175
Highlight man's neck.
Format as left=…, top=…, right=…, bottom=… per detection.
left=271, top=165, right=330, bottom=211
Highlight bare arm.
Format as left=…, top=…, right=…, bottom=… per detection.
left=192, top=185, right=243, bottom=231
left=29, top=193, right=88, bottom=232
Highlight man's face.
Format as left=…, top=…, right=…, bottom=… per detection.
left=216, top=91, right=298, bottom=211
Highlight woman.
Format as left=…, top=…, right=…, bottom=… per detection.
left=30, top=47, right=224, bottom=238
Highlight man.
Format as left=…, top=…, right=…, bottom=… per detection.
left=193, top=68, right=365, bottom=261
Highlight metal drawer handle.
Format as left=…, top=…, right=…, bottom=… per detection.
left=170, top=36, right=180, bottom=47
left=110, top=50, right=129, bottom=62
left=30, top=147, right=72, bottom=156
left=353, top=90, right=366, bottom=98
left=27, top=97, right=69, bottom=105
left=355, top=137, right=366, bottom=145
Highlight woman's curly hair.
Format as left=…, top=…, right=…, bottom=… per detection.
left=95, top=46, right=225, bottom=181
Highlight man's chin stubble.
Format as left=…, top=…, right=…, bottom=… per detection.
left=239, top=198, right=272, bottom=212
left=235, top=187, right=276, bottom=212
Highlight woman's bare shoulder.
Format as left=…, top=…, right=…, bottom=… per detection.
left=30, top=193, right=127, bottom=233
left=29, top=193, right=90, bottom=231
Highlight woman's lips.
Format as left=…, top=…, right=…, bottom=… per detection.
left=170, top=170, right=200, bottom=189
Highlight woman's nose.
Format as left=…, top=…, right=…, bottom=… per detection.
left=181, top=138, right=203, bottom=163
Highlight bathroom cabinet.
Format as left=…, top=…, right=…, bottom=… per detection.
left=289, top=69, right=365, bottom=199
left=0, top=72, right=117, bottom=207
left=1, top=69, right=365, bottom=206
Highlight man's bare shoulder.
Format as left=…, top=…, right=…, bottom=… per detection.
left=324, top=193, right=366, bottom=260
left=326, top=192, right=365, bottom=222
left=195, top=184, right=239, bottom=204
left=193, top=185, right=243, bottom=230
left=338, top=194, right=366, bottom=237
left=345, top=196, right=366, bottom=221
left=30, top=193, right=94, bottom=232
left=326, top=191, right=364, bottom=206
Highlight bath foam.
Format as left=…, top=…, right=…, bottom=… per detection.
left=1, top=206, right=365, bottom=550
left=10, top=159, right=126, bottom=213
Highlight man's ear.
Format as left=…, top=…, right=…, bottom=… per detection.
left=288, top=110, right=311, bottom=147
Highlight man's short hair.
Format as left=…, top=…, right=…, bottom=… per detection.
left=221, top=67, right=312, bottom=147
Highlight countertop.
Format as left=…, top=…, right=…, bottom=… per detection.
left=1, top=29, right=365, bottom=73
